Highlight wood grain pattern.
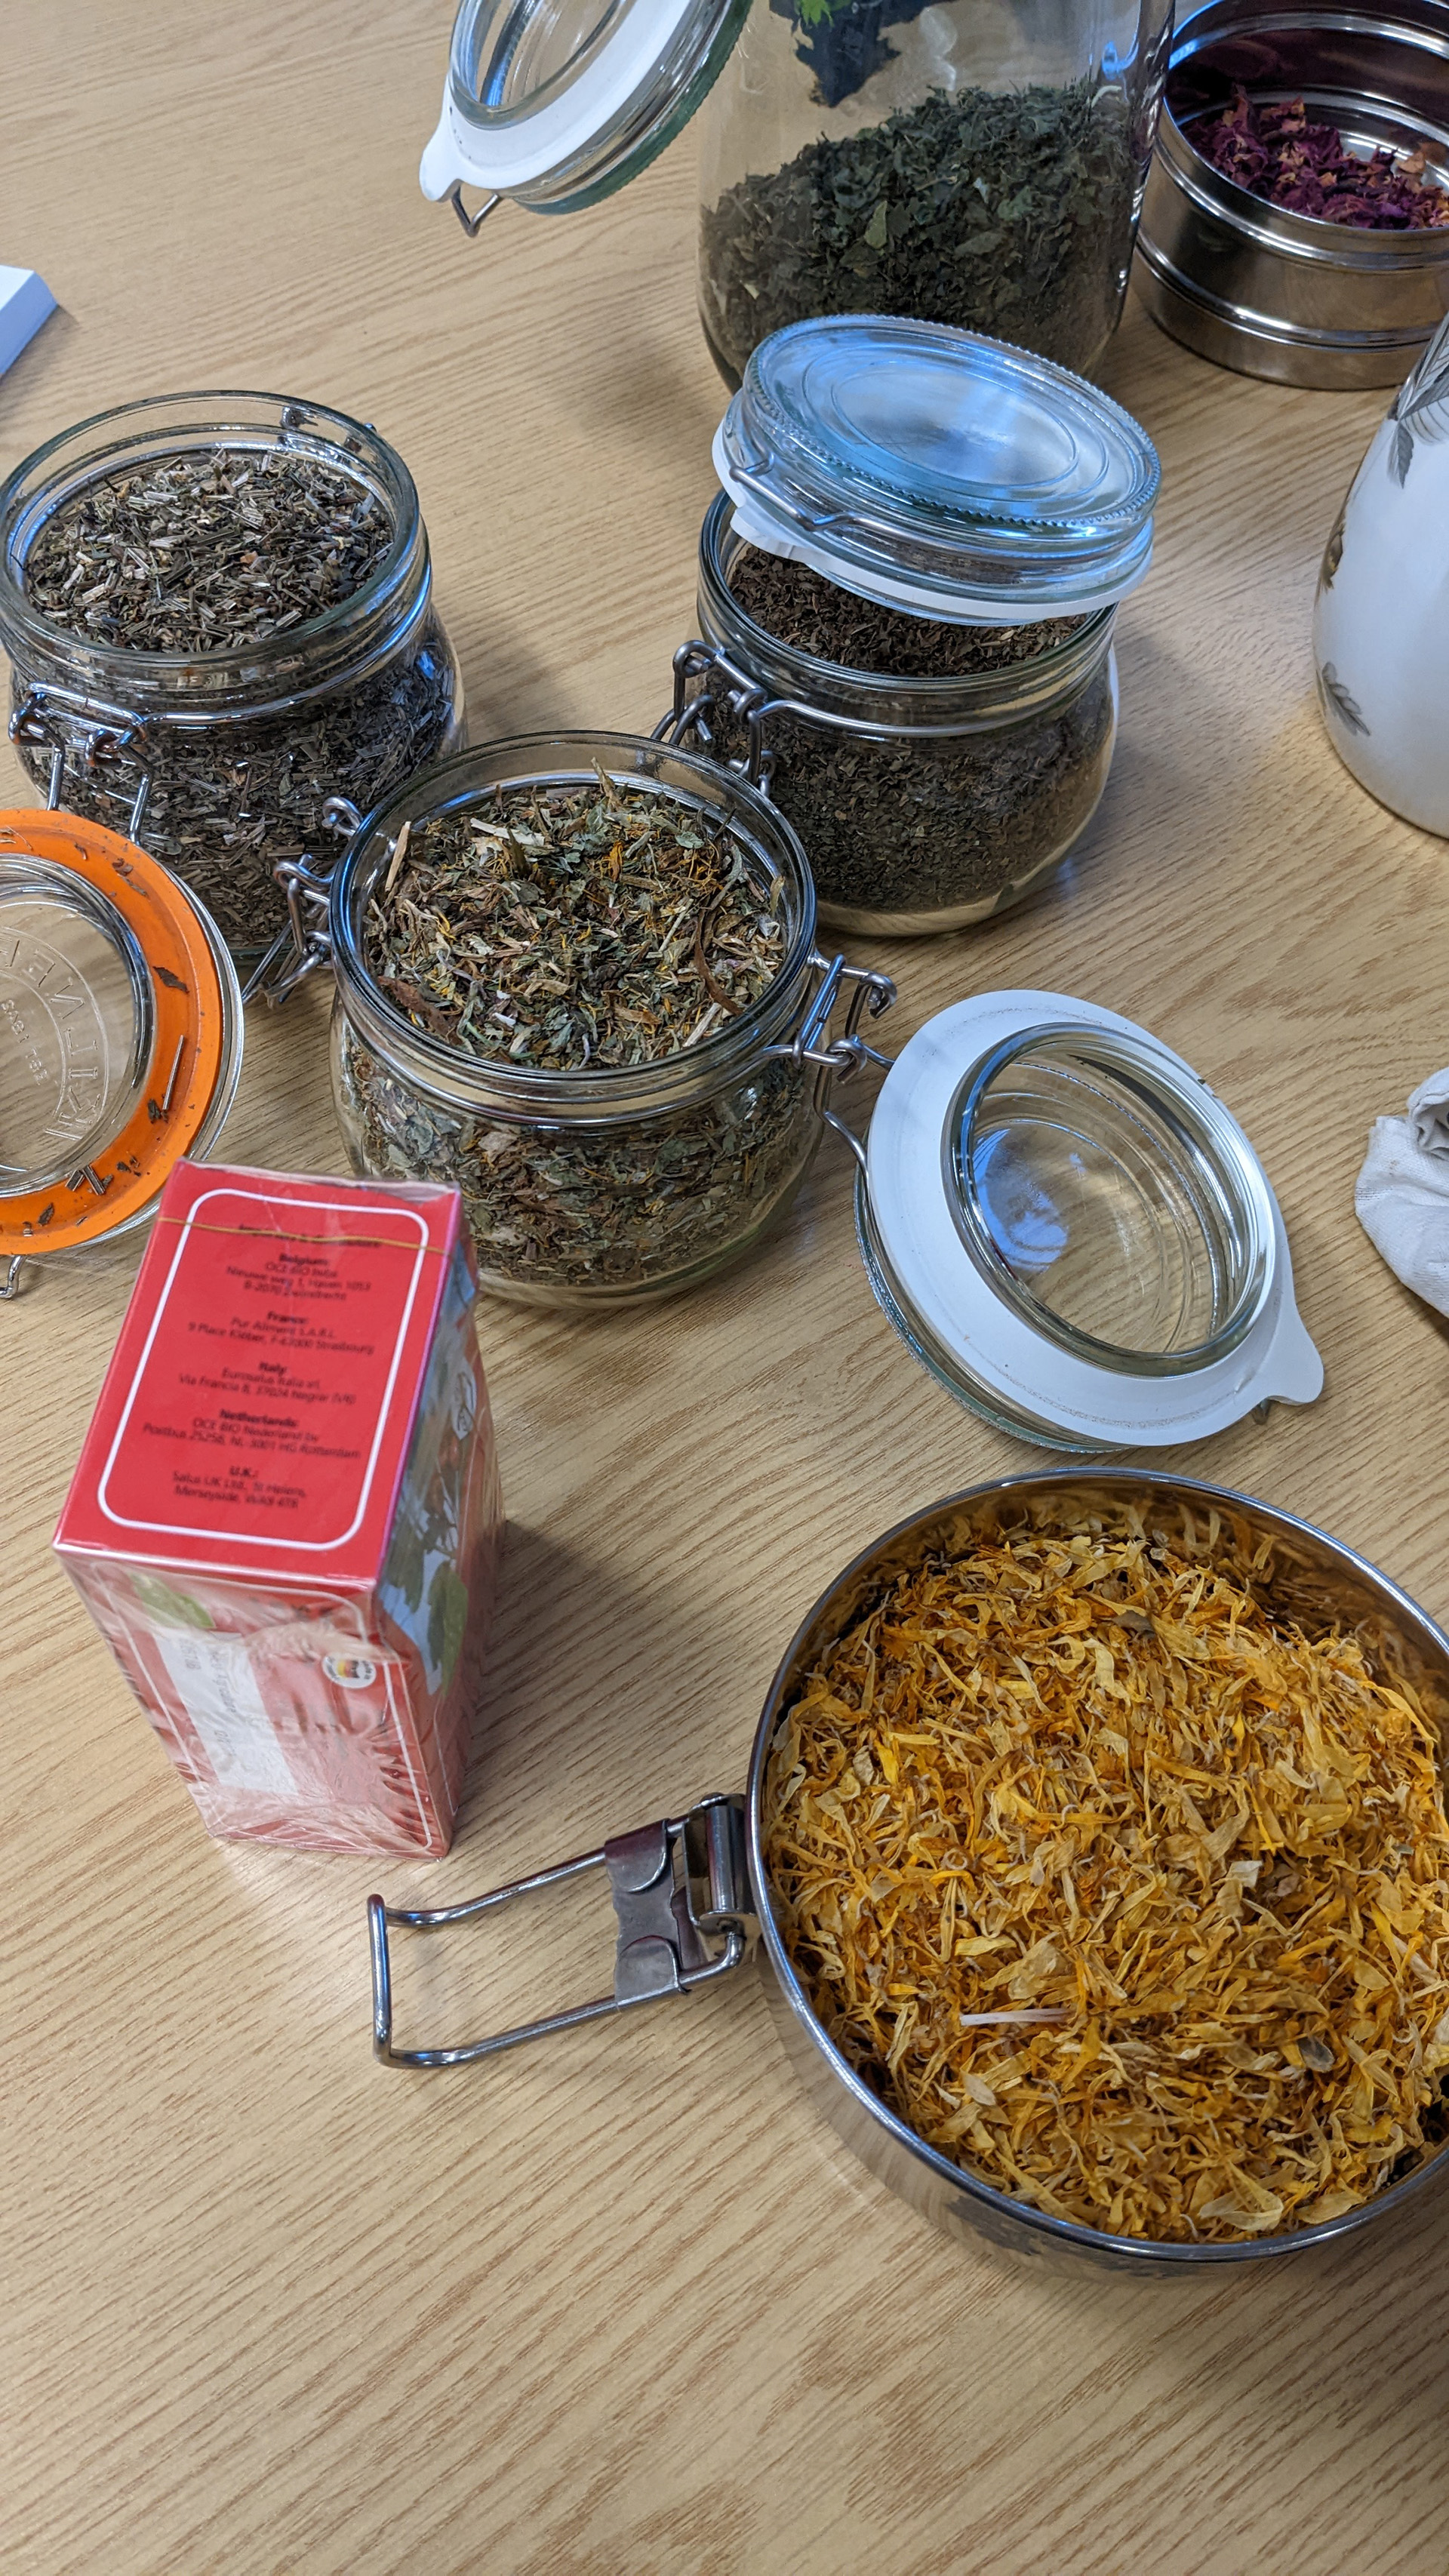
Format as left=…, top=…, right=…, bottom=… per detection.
left=5, top=9, right=1449, bottom=2571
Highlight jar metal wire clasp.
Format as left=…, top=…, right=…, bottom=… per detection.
left=771, top=949, right=895, bottom=1171
left=10, top=683, right=154, bottom=842
left=655, top=649, right=897, bottom=1164
left=656, top=639, right=789, bottom=791
left=242, top=793, right=363, bottom=1008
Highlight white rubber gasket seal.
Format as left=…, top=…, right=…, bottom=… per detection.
left=865, top=989, right=1323, bottom=1448
left=422, top=0, right=697, bottom=197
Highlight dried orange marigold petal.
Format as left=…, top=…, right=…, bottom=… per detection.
left=763, top=1518, right=1449, bottom=2244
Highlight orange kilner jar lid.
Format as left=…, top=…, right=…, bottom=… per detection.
left=0, top=808, right=242, bottom=1295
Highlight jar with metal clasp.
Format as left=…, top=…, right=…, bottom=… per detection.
left=264, top=738, right=1320, bottom=1445
left=0, top=392, right=463, bottom=971
left=262, top=731, right=897, bottom=1310
left=417, top=0, right=1174, bottom=386
left=663, top=313, right=1158, bottom=937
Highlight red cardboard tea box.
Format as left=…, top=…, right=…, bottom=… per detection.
left=54, top=1161, right=502, bottom=1857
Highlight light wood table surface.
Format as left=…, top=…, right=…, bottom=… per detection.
left=6, top=9, right=1449, bottom=2572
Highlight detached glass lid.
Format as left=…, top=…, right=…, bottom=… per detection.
left=421, top=0, right=749, bottom=220
left=0, top=811, right=242, bottom=1290
left=712, top=316, right=1161, bottom=623
left=860, top=991, right=1322, bottom=1449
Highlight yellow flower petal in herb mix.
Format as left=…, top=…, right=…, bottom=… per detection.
left=763, top=1519, right=1449, bottom=2243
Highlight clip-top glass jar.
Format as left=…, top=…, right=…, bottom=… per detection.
left=0, top=804, right=243, bottom=1300
left=0, top=393, right=463, bottom=968
left=300, top=734, right=894, bottom=1309
left=267, top=723, right=1318, bottom=1445
left=419, top=0, right=1174, bottom=385
left=669, top=316, right=1158, bottom=936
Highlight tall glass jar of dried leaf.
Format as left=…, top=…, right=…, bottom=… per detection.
left=0, top=394, right=463, bottom=966
left=697, top=0, right=1176, bottom=385
left=420, top=0, right=1175, bottom=388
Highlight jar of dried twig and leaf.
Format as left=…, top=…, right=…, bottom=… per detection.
left=272, top=732, right=894, bottom=1309
left=0, top=392, right=463, bottom=967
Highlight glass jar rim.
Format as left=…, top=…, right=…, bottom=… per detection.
left=947, top=1023, right=1275, bottom=1377
left=328, top=731, right=820, bottom=1116
left=0, top=391, right=429, bottom=704
left=699, top=496, right=1117, bottom=724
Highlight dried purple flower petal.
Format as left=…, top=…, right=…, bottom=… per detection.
left=1190, top=86, right=1449, bottom=230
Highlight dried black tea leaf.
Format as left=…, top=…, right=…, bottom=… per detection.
left=727, top=550, right=1084, bottom=679
left=715, top=549, right=1113, bottom=929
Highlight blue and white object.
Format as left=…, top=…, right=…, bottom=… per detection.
left=0, top=269, right=55, bottom=377
left=712, top=315, right=1161, bottom=626
left=861, top=988, right=1322, bottom=1449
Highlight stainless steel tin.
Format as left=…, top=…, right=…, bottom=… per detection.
left=1135, top=0, right=1449, bottom=389
left=371, top=1470, right=1449, bottom=2274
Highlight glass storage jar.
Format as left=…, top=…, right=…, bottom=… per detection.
left=418, top=0, right=1174, bottom=385
left=688, top=495, right=1119, bottom=936
left=308, top=733, right=894, bottom=1308
left=0, top=804, right=243, bottom=1299
left=266, top=733, right=1318, bottom=1445
left=668, top=315, right=1157, bottom=937
left=0, top=393, right=463, bottom=968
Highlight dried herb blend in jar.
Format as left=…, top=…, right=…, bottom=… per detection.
left=365, top=778, right=783, bottom=1069
left=672, top=318, right=1158, bottom=937
left=724, top=553, right=1086, bottom=681
left=325, top=737, right=878, bottom=1308
left=0, top=395, right=462, bottom=962
left=712, top=545, right=1114, bottom=932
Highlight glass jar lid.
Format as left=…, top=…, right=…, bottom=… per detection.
left=863, top=991, right=1322, bottom=1447
left=421, top=0, right=749, bottom=216
left=0, top=811, right=242, bottom=1273
left=712, top=317, right=1161, bottom=624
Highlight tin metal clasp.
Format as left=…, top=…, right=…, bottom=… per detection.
left=368, top=1792, right=758, bottom=2070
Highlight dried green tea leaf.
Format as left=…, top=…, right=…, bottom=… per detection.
left=700, top=79, right=1140, bottom=385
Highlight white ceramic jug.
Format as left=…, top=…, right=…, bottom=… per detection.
left=1314, top=315, right=1449, bottom=835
